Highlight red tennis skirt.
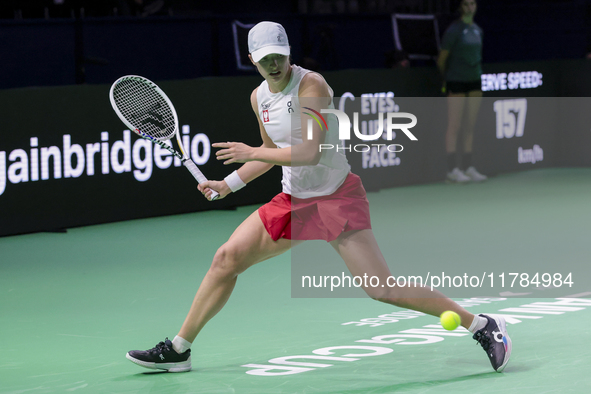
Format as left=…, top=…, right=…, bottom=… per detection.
left=258, top=173, right=372, bottom=242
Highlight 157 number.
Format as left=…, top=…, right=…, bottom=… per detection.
left=493, top=98, right=528, bottom=139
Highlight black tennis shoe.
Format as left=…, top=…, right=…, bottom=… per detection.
left=473, top=314, right=512, bottom=372
left=126, top=338, right=191, bottom=372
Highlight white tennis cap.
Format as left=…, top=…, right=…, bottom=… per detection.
left=248, top=21, right=290, bottom=62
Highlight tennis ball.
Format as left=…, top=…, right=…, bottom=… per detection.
left=440, top=311, right=461, bottom=331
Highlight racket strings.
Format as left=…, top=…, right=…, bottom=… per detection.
left=113, top=78, right=176, bottom=141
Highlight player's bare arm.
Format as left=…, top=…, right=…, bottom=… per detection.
left=213, top=72, right=330, bottom=167
left=197, top=88, right=277, bottom=200
left=437, top=49, right=450, bottom=75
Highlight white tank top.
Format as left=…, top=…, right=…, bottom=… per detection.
left=256, top=65, right=350, bottom=198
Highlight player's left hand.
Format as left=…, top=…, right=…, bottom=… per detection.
left=213, top=142, right=255, bottom=165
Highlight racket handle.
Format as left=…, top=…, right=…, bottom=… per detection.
left=183, top=159, right=220, bottom=201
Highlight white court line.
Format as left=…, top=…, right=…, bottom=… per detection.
left=67, top=383, right=89, bottom=391
left=562, top=291, right=591, bottom=298
left=57, top=334, right=113, bottom=339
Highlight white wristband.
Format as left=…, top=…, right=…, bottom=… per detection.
left=224, top=170, right=246, bottom=193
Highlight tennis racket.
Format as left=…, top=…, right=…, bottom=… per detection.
left=109, top=75, right=219, bottom=200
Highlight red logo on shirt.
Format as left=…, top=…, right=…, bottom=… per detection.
left=263, top=110, right=270, bottom=123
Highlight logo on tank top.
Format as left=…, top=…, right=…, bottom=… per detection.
left=287, top=100, right=294, bottom=113
left=261, top=102, right=271, bottom=123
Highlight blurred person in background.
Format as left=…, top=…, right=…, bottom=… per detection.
left=385, top=49, right=410, bottom=69
left=437, top=0, right=487, bottom=183
left=117, top=0, right=169, bottom=16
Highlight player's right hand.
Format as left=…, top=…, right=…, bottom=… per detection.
left=198, top=180, right=230, bottom=201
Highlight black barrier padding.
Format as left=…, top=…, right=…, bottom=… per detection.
left=0, top=77, right=281, bottom=237
left=554, top=61, right=591, bottom=167
left=472, top=98, right=556, bottom=176
left=556, top=98, right=591, bottom=167
left=558, top=59, right=591, bottom=97
left=479, top=61, right=558, bottom=98
left=325, top=67, right=443, bottom=97
left=333, top=97, right=447, bottom=191
left=3, top=59, right=591, bottom=237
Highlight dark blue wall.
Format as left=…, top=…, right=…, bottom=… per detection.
left=1, top=1, right=590, bottom=90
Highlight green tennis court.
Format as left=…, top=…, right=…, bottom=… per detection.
left=2, top=168, right=590, bottom=393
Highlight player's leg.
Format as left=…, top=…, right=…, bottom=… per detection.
left=462, top=89, right=487, bottom=181
left=330, top=229, right=511, bottom=372
left=329, top=229, right=474, bottom=326
left=446, top=92, right=467, bottom=154
left=127, top=209, right=294, bottom=372
left=461, top=89, right=482, bottom=153
left=445, top=92, right=470, bottom=182
left=177, top=209, right=294, bottom=343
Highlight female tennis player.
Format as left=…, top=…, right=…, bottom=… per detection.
left=126, top=21, right=511, bottom=373
left=438, top=0, right=487, bottom=183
